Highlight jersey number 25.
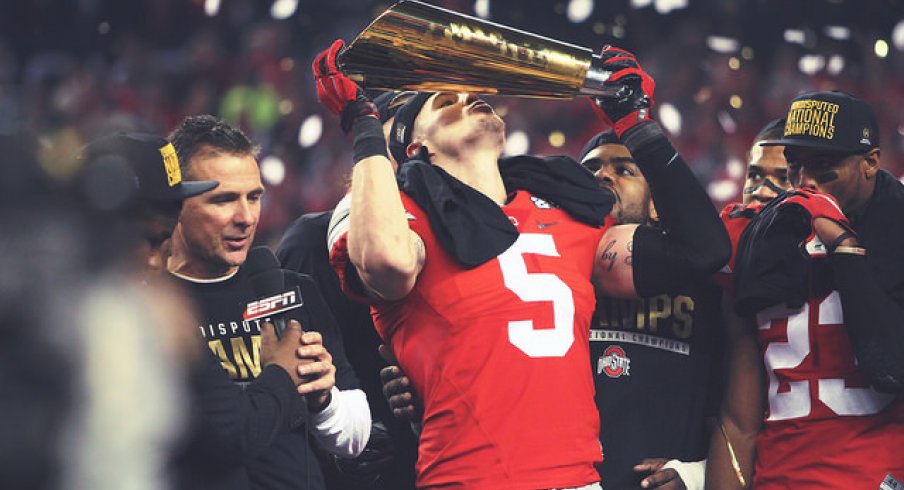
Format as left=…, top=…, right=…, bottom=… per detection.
left=758, top=291, right=894, bottom=421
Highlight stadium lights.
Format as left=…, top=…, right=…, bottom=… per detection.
left=717, top=111, right=737, bottom=134
left=726, top=157, right=744, bottom=180
left=827, top=55, right=845, bottom=75
left=875, top=39, right=889, bottom=58
left=706, top=35, right=739, bottom=53
left=504, top=130, right=529, bottom=156
left=798, top=54, right=825, bottom=75
left=654, top=0, right=687, bottom=14
left=260, top=156, right=286, bottom=186
left=298, top=115, right=323, bottom=148
left=204, top=0, right=221, bottom=16
left=567, top=0, right=594, bottom=23
left=708, top=179, right=738, bottom=202
left=474, top=0, right=490, bottom=19
left=271, top=0, right=298, bottom=19
left=784, top=29, right=806, bottom=45
left=658, top=103, right=682, bottom=136
left=823, top=26, right=850, bottom=40
left=893, top=20, right=904, bottom=51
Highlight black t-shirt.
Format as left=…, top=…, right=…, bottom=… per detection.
left=277, top=211, right=418, bottom=490
left=174, top=264, right=358, bottom=490
left=591, top=280, right=723, bottom=490
left=851, top=169, right=904, bottom=307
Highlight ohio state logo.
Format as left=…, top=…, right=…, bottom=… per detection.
left=598, top=345, right=631, bottom=378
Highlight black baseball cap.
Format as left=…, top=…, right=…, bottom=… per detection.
left=579, top=130, right=621, bottom=162
left=761, top=91, right=879, bottom=153
left=388, top=92, right=432, bottom=165
left=372, top=90, right=417, bottom=123
left=79, top=133, right=218, bottom=202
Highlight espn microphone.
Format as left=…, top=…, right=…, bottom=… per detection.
left=243, top=246, right=304, bottom=337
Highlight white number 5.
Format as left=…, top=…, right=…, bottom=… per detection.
left=498, top=233, right=575, bottom=357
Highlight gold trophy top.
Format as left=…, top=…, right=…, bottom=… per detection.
left=338, top=0, right=616, bottom=98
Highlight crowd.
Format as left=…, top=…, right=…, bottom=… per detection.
left=2, top=1, right=903, bottom=489
left=2, top=0, right=903, bottom=245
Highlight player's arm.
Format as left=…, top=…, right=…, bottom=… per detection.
left=593, top=223, right=638, bottom=297
left=830, top=252, right=904, bottom=392
left=803, top=216, right=904, bottom=393
left=705, top=292, right=763, bottom=490
left=291, top=273, right=372, bottom=458
left=590, top=46, right=730, bottom=297
left=188, top=338, right=300, bottom=459
left=313, top=40, right=424, bottom=301
left=635, top=458, right=706, bottom=490
left=624, top=121, right=731, bottom=296
left=772, top=193, right=904, bottom=394
left=347, top=155, right=424, bottom=301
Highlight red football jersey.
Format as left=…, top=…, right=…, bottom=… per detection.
left=712, top=202, right=762, bottom=294
left=336, top=191, right=605, bottom=489
left=716, top=208, right=904, bottom=489
left=752, top=286, right=904, bottom=489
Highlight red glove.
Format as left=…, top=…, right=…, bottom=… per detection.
left=590, top=46, right=655, bottom=137
left=778, top=188, right=856, bottom=255
left=312, top=39, right=379, bottom=133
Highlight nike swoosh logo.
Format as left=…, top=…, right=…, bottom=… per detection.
left=537, top=221, right=559, bottom=229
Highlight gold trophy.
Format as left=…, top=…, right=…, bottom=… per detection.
left=338, top=0, right=621, bottom=99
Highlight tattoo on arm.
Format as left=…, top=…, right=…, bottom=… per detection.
left=601, top=240, right=617, bottom=272
left=625, top=240, right=633, bottom=266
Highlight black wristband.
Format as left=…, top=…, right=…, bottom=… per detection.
left=307, top=390, right=333, bottom=413
left=826, top=230, right=857, bottom=254
left=352, top=116, right=388, bottom=164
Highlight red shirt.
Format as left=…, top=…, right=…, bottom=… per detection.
left=752, top=289, right=904, bottom=489
left=718, top=208, right=904, bottom=489
left=335, top=191, right=605, bottom=489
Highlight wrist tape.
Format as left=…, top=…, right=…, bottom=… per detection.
left=352, top=116, right=388, bottom=164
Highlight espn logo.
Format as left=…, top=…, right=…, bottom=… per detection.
left=243, top=287, right=304, bottom=321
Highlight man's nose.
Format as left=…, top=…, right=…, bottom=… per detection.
left=233, top=201, right=255, bottom=226
left=595, top=166, right=615, bottom=185
left=797, top=171, right=819, bottom=192
left=752, top=178, right=780, bottom=202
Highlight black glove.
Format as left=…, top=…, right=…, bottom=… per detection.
left=591, top=46, right=655, bottom=136
left=334, top=421, right=396, bottom=486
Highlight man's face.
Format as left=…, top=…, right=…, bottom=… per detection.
left=742, top=142, right=791, bottom=204
left=785, top=147, right=874, bottom=214
left=174, top=147, right=263, bottom=277
left=581, top=143, right=652, bottom=225
left=410, top=92, right=505, bottom=158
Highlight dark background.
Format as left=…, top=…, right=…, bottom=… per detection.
left=2, top=0, right=902, bottom=243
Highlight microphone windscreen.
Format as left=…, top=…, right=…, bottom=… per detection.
left=245, top=246, right=284, bottom=297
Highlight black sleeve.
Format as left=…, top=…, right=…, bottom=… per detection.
left=276, top=212, right=332, bottom=274
left=830, top=253, right=904, bottom=393
left=185, top=349, right=301, bottom=460
left=621, top=122, right=732, bottom=297
left=288, top=271, right=360, bottom=390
